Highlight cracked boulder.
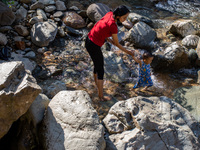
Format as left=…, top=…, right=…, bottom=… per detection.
left=0, top=61, right=41, bottom=139
left=41, top=90, right=106, bottom=150
left=103, top=96, right=200, bottom=150
left=125, top=21, right=157, bottom=48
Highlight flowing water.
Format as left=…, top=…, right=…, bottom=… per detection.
left=40, top=0, right=200, bottom=120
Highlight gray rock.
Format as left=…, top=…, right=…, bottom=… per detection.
left=103, top=50, right=131, bottom=83
left=41, top=90, right=106, bottom=150
left=168, top=20, right=199, bottom=38
left=27, top=93, right=50, bottom=128
left=125, top=21, right=157, bottom=48
left=152, top=19, right=173, bottom=29
left=152, top=42, right=190, bottom=71
left=174, top=86, right=200, bottom=122
left=0, top=33, right=7, bottom=45
left=155, top=0, right=200, bottom=17
left=55, top=0, right=66, bottom=11
left=104, top=96, right=200, bottom=149
left=30, top=1, right=45, bottom=10
left=58, top=27, right=65, bottom=37
left=182, top=35, right=200, bottom=49
left=29, top=16, right=43, bottom=24
left=188, top=49, right=198, bottom=64
left=0, top=61, right=41, bottom=139
left=15, top=6, right=27, bottom=22
left=65, top=26, right=81, bottom=36
left=24, top=51, right=36, bottom=59
left=37, top=8, right=47, bottom=21
left=11, top=51, right=37, bottom=72
left=31, top=21, right=58, bottom=47
left=196, top=38, right=200, bottom=58
left=39, top=80, right=67, bottom=99
left=0, top=2, right=15, bottom=26
left=198, top=70, right=200, bottom=84
left=44, top=5, right=56, bottom=13
left=38, top=0, right=55, bottom=5
left=14, top=25, right=29, bottom=36
left=0, top=26, right=13, bottom=33
left=53, top=11, right=63, bottom=18
left=86, top=3, right=110, bottom=23
left=128, top=12, right=153, bottom=26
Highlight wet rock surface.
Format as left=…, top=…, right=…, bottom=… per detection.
left=0, top=0, right=200, bottom=149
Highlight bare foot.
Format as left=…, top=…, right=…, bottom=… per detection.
left=141, top=87, right=148, bottom=92
left=99, top=96, right=111, bottom=101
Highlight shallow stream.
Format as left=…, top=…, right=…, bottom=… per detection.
left=39, top=0, right=200, bottom=120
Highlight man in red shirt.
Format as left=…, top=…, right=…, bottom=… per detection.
left=85, top=5, right=134, bottom=101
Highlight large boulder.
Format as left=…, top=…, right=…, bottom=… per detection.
left=31, top=20, right=58, bottom=47
left=0, top=61, right=41, bottom=139
left=168, top=20, right=199, bottom=38
left=0, top=2, right=15, bottom=26
left=41, top=90, right=106, bottom=150
left=62, top=11, right=86, bottom=29
left=181, top=35, right=200, bottom=49
left=86, top=3, right=110, bottom=23
left=103, top=96, right=200, bottom=149
left=125, top=21, right=157, bottom=48
left=152, top=42, right=190, bottom=71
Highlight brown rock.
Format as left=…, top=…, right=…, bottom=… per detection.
left=15, top=41, right=25, bottom=50
left=62, top=11, right=86, bottom=29
left=14, top=25, right=29, bottom=36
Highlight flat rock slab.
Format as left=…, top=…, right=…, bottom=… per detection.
left=174, top=86, right=200, bottom=121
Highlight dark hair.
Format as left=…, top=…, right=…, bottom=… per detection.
left=143, top=51, right=153, bottom=60
left=113, top=5, right=130, bottom=17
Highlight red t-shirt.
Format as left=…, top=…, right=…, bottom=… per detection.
left=88, top=11, right=118, bottom=47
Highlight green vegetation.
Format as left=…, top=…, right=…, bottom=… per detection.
left=1, top=0, right=14, bottom=7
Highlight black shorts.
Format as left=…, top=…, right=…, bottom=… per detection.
left=85, top=36, right=104, bottom=80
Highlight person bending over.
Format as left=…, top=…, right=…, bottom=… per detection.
left=85, top=5, right=134, bottom=101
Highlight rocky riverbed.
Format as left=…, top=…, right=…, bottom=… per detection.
left=0, top=0, right=200, bottom=149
